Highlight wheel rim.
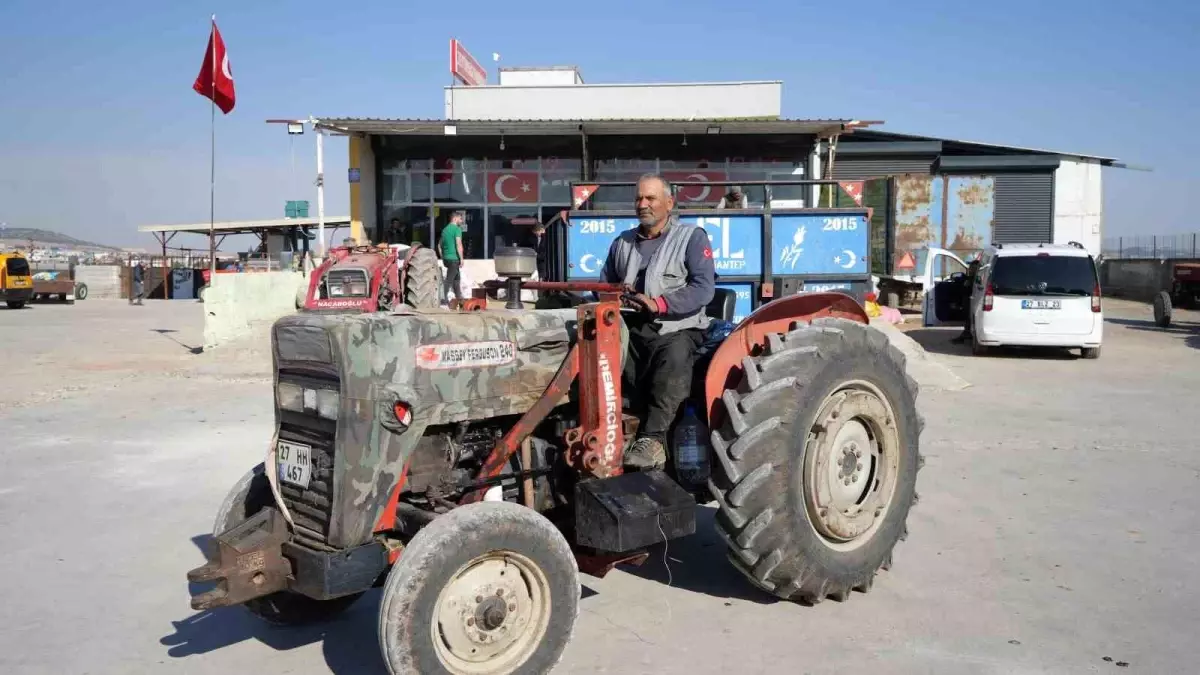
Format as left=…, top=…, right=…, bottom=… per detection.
left=802, top=380, right=902, bottom=552
left=431, top=550, right=551, bottom=674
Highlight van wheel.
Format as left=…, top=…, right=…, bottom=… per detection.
left=1081, top=347, right=1100, bottom=360
left=6, top=301, right=25, bottom=309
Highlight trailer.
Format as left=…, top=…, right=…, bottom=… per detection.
left=31, top=268, right=86, bottom=303
left=854, top=175, right=994, bottom=311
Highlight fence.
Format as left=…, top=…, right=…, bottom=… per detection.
left=1102, top=233, right=1200, bottom=260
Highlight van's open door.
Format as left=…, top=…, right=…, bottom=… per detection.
left=922, top=248, right=971, bottom=327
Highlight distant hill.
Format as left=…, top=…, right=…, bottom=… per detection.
left=0, top=227, right=124, bottom=252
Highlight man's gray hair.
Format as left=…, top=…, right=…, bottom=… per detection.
left=636, top=172, right=673, bottom=195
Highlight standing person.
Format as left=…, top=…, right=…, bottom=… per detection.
left=951, top=257, right=982, bottom=344
left=521, top=221, right=549, bottom=281
left=130, top=261, right=145, bottom=306
left=437, top=210, right=466, bottom=305
left=599, top=174, right=716, bottom=470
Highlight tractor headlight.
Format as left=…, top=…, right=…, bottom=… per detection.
left=277, top=382, right=304, bottom=412
left=328, top=283, right=345, bottom=297
left=347, top=282, right=368, bottom=296
left=277, top=382, right=340, bottom=419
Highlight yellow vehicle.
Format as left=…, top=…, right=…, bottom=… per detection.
left=0, top=252, right=34, bottom=309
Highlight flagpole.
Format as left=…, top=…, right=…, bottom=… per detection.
left=208, top=14, right=216, bottom=279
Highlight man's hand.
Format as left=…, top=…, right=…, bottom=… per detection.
left=626, top=293, right=660, bottom=314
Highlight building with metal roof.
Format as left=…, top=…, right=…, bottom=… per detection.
left=307, top=60, right=1120, bottom=263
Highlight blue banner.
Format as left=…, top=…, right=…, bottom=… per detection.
left=566, top=215, right=763, bottom=279
left=717, top=282, right=754, bottom=323
left=771, top=213, right=869, bottom=276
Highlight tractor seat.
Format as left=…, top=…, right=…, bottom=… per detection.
left=706, top=287, right=736, bottom=322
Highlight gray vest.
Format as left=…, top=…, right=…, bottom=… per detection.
left=610, top=217, right=711, bottom=334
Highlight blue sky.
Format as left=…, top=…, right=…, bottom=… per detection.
left=0, top=0, right=1196, bottom=249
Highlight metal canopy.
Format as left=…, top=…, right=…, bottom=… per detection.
left=314, top=117, right=878, bottom=138
left=138, top=216, right=351, bottom=237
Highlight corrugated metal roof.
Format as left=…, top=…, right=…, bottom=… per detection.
left=848, top=130, right=1120, bottom=164
left=314, top=117, right=874, bottom=137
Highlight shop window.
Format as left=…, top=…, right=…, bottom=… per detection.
left=540, top=172, right=575, bottom=204
left=484, top=158, right=540, bottom=171
left=380, top=170, right=408, bottom=203
left=433, top=159, right=486, bottom=204
left=381, top=206, right=432, bottom=246
left=411, top=170, right=432, bottom=202
left=435, top=207, right=484, bottom=259
left=489, top=206, right=542, bottom=254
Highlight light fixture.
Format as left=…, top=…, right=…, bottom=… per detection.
left=681, top=133, right=688, bottom=147
left=706, top=125, right=721, bottom=135
left=443, top=124, right=458, bottom=136
left=499, top=133, right=506, bottom=151
left=286, top=122, right=305, bottom=135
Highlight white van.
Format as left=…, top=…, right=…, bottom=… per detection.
left=924, top=242, right=1103, bottom=359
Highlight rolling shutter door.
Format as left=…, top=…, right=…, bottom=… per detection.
left=831, top=157, right=935, bottom=179
left=992, top=173, right=1053, bottom=243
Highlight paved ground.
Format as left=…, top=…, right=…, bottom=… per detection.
left=1, top=298, right=1197, bottom=674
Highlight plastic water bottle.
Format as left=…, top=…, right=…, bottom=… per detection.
left=673, top=404, right=710, bottom=485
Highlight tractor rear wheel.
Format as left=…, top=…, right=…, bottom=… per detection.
left=212, top=464, right=362, bottom=625
left=1153, top=290, right=1172, bottom=328
left=709, top=317, right=922, bottom=604
left=404, top=246, right=443, bottom=309
left=378, top=501, right=578, bottom=675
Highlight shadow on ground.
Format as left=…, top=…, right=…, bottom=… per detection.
left=152, top=328, right=204, bottom=354
left=616, top=506, right=779, bottom=605
left=1107, top=317, right=1200, bottom=350
left=162, top=534, right=388, bottom=674
left=904, top=328, right=1080, bottom=360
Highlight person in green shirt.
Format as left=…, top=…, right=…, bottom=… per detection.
left=437, top=210, right=466, bottom=304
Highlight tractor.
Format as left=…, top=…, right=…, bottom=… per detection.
left=302, top=242, right=443, bottom=312
left=188, top=181, right=922, bottom=674
left=1153, top=262, right=1200, bottom=328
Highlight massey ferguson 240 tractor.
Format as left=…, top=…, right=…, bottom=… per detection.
left=303, top=242, right=443, bottom=312
left=188, top=181, right=923, bottom=674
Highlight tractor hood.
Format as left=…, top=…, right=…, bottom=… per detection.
left=270, top=306, right=627, bottom=548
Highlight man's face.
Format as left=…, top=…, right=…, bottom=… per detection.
left=390, top=219, right=400, bottom=228
left=635, top=177, right=673, bottom=227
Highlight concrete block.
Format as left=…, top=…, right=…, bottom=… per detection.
left=203, top=271, right=310, bottom=350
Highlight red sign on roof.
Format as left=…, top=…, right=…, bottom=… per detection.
left=450, top=39, right=487, bottom=87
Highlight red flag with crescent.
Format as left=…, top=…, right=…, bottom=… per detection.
left=193, top=18, right=236, bottom=114
left=488, top=172, right=539, bottom=203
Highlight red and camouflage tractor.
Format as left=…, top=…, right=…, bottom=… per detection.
left=188, top=182, right=923, bottom=674
left=303, top=242, right=443, bottom=312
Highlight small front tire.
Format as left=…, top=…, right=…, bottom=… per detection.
left=6, top=300, right=25, bottom=309
left=378, top=501, right=579, bottom=675
left=212, top=464, right=362, bottom=625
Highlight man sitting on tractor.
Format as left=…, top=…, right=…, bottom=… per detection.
left=599, top=173, right=716, bottom=470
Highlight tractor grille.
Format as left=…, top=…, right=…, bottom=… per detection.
left=278, top=415, right=337, bottom=551
left=325, top=269, right=369, bottom=298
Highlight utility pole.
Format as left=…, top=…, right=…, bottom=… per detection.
left=316, top=125, right=326, bottom=255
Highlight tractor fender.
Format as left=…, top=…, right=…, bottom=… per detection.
left=703, top=292, right=870, bottom=425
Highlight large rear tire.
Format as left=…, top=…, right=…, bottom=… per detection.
left=709, top=317, right=922, bottom=604
left=378, top=501, right=579, bottom=675
left=404, top=246, right=443, bottom=309
left=1153, top=290, right=1172, bottom=328
left=6, top=300, right=24, bottom=309
left=212, top=464, right=362, bottom=625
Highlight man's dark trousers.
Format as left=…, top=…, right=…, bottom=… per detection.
left=623, top=317, right=705, bottom=442
left=444, top=261, right=462, bottom=301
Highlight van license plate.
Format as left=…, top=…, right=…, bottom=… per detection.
left=277, top=441, right=312, bottom=489
left=1022, top=299, right=1061, bottom=310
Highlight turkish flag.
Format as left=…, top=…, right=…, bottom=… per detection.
left=663, top=171, right=728, bottom=204
left=489, top=171, right=539, bottom=203
left=193, top=19, right=236, bottom=114
left=838, top=181, right=865, bottom=206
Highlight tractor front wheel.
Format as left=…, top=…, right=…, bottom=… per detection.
left=212, top=464, right=362, bottom=625
left=709, top=317, right=922, bottom=604
left=378, top=501, right=578, bottom=675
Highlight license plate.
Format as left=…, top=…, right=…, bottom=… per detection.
left=1021, top=299, right=1061, bottom=310
left=277, top=440, right=312, bottom=489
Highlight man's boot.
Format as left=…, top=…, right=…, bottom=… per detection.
left=624, top=436, right=667, bottom=471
